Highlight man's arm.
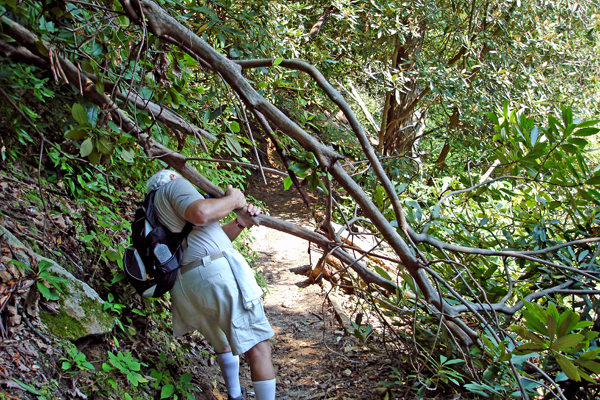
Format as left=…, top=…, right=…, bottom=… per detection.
left=183, top=185, right=246, bottom=225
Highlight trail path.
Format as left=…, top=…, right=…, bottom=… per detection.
left=243, top=177, right=391, bottom=400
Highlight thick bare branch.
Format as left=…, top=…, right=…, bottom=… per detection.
left=306, top=5, right=335, bottom=42
left=235, top=58, right=410, bottom=236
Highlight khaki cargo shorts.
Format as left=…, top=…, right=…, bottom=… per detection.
left=170, top=256, right=274, bottom=355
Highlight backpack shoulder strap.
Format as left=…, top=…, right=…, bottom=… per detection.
left=145, top=187, right=193, bottom=240
left=180, top=221, right=193, bottom=237
left=143, top=189, right=160, bottom=227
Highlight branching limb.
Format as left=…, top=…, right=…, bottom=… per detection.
left=102, top=81, right=216, bottom=144
left=235, top=58, right=410, bottom=236
left=413, top=228, right=600, bottom=278
left=184, top=157, right=286, bottom=177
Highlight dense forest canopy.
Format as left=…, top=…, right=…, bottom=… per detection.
left=1, top=0, right=600, bottom=398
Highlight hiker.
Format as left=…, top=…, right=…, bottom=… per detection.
left=146, top=169, right=276, bottom=400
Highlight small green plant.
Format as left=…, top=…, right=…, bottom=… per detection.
left=406, top=354, right=466, bottom=398
left=381, top=365, right=403, bottom=388
left=10, top=259, right=67, bottom=301
left=350, top=321, right=373, bottom=344
left=60, top=347, right=95, bottom=373
left=150, top=351, right=199, bottom=399
left=103, top=293, right=126, bottom=314
left=103, top=351, right=148, bottom=388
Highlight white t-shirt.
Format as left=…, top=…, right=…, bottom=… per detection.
left=153, top=178, right=233, bottom=265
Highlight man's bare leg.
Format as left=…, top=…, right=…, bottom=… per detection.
left=245, top=340, right=276, bottom=399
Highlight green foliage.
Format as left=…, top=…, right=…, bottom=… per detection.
left=103, top=293, right=126, bottom=315
left=150, top=351, right=198, bottom=400
left=103, top=351, right=148, bottom=387
left=66, top=102, right=137, bottom=165
left=510, top=302, right=600, bottom=383
left=60, top=347, right=95, bottom=373
left=350, top=321, right=373, bottom=344
left=9, top=259, right=67, bottom=301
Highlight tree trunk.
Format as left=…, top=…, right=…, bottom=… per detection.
left=382, top=23, right=426, bottom=155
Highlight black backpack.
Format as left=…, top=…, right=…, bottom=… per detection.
left=123, top=189, right=193, bottom=298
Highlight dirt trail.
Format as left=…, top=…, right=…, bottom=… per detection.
left=243, top=176, right=391, bottom=400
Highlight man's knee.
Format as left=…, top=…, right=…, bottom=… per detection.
left=245, top=340, right=271, bottom=362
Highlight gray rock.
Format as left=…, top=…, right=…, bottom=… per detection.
left=0, top=225, right=115, bottom=340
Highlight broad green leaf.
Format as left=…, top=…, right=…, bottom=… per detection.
left=585, top=176, right=600, bottom=185
left=374, top=265, right=392, bottom=281
left=578, top=370, right=596, bottom=384
left=120, top=148, right=135, bottom=163
left=487, top=112, right=499, bottom=124
left=161, top=384, right=175, bottom=399
left=575, top=119, right=599, bottom=128
left=72, top=103, right=88, bottom=125
left=105, top=250, right=120, bottom=262
left=209, top=105, right=225, bottom=120
left=308, top=173, right=319, bottom=192
left=574, top=321, right=593, bottom=329
left=273, top=57, right=283, bottom=66
left=561, top=312, right=581, bottom=335
left=96, top=79, right=104, bottom=94
left=289, top=162, right=310, bottom=176
left=225, top=136, right=242, bottom=157
left=557, top=312, right=573, bottom=337
left=577, top=360, right=600, bottom=374
left=195, top=22, right=210, bottom=34
left=180, top=373, right=193, bottom=384
left=555, top=354, right=580, bottom=381
left=80, top=139, right=93, bottom=156
left=516, top=343, right=546, bottom=352
left=551, top=334, right=584, bottom=350
left=573, top=127, right=599, bottom=137
left=108, top=121, right=121, bottom=133
left=88, top=148, right=101, bottom=164
left=522, top=310, right=547, bottom=336
left=230, top=121, right=240, bottom=133
left=97, top=137, right=113, bottom=155
left=37, top=281, right=58, bottom=301
left=560, top=144, right=578, bottom=154
left=35, top=40, right=49, bottom=57
left=82, top=361, right=94, bottom=370
left=568, top=138, right=588, bottom=148
left=283, top=176, right=293, bottom=190
left=547, top=315, right=556, bottom=342
left=510, top=325, right=545, bottom=344
left=577, top=250, right=589, bottom=263
left=530, top=126, right=539, bottom=146
left=65, top=128, right=87, bottom=140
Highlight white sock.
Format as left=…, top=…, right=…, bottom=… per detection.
left=253, top=378, right=276, bottom=400
left=216, top=352, right=241, bottom=398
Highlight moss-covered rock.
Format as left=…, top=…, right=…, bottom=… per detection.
left=0, top=225, right=115, bottom=340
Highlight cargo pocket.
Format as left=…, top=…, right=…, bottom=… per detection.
left=232, top=315, right=252, bottom=350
